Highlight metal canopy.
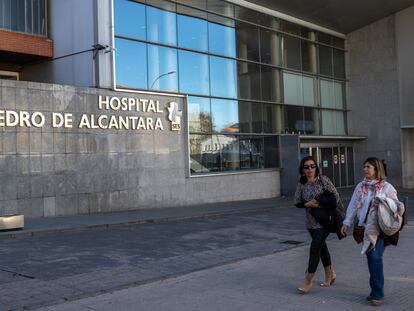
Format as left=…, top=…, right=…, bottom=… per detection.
left=244, top=0, right=414, bottom=33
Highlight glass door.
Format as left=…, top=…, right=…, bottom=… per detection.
left=300, top=145, right=355, bottom=187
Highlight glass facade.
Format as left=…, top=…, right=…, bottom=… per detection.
left=114, top=0, right=346, bottom=174
left=0, top=0, right=47, bottom=35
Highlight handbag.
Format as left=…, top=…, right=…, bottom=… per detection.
left=352, top=225, right=364, bottom=244
left=352, top=205, right=370, bottom=244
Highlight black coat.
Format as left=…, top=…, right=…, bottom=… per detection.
left=313, top=191, right=346, bottom=240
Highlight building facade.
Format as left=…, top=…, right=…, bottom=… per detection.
left=1, top=0, right=414, bottom=217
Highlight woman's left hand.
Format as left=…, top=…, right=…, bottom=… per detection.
left=305, top=199, right=320, bottom=208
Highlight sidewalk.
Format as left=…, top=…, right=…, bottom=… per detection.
left=1, top=187, right=412, bottom=240
left=0, top=188, right=412, bottom=310
left=36, top=222, right=414, bottom=311
left=0, top=197, right=287, bottom=240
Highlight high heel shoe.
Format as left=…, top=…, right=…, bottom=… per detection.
left=320, top=265, right=336, bottom=287
left=298, top=272, right=314, bottom=294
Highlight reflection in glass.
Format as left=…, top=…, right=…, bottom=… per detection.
left=319, top=45, right=333, bottom=76
left=188, top=96, right=211, bottom=133
left=214, top=134, right=240, bottom=171
left=260, top=29, right=282, bottom=66
left=190, top=134, right=212, bottom=173
left=176, top=0, right=206, bottom=10
left=301, top=40, right=317, bottom=73
left=261, top=66, right=281, bottom=102
left=238, top=101, right=251, bottom=133
left=263, top=104, right=282, bottom=133
left=177, top=11, right=208, bottom=51
left=234, top=5, right=261, bottom=24
left=281, top=20, right=310, bottom=37
left=147, top=5, right=177, bottom=46
left=240, top=137, right=264, bottom=169
left=303, top=107, right=319, bottom=134
left=238, top=61, right=261, bottom=100
left=210, top=56, right=237, bottom=98
left=321, top=110, right=346, bottom=135
left=148, top=44, right=178, bottom=91
left=114, top=0, right=146, bottom=39
left=178, top=51, right=209, bottom=95
left=211, top=99, right=239, bottom=133
left=252, top=102, right=263, bottom=133
left=284, top=105, right=303, bottom=134
left=236, top=21, right=260, bottom=62
left=283, top=35, right=301, bottom=70
left=264, top=136, right=279, bottom=168
left=208, top=20, right=236, bottom=57
left=190, top=134, right=240, bottom=173
left=115, top=38, right=147, bottom=89
left=207, top=0, right=234, bottom=17
left=333, top=49, right=345, bottom=78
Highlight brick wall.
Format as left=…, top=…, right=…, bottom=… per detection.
left=0, top=29, right=53, bottom=58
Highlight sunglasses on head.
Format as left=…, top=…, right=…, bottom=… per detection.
left=303, top=164, right=316, bottom=169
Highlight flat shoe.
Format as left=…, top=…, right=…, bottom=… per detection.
left=370, top=300, right=381, bottom=306
left=366, top=296, right=372, bottom=301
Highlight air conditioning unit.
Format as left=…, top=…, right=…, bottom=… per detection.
left=0, top=214, right=24, bottom=231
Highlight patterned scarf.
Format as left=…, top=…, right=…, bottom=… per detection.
left=355, top=178, right=385, bottom=209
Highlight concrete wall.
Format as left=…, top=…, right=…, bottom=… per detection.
left=396, top=6, right=414, bottom=128
left=347, top=16, right=402, bottom=185
left=401, top=129, right=414, bottom=189
left=0, top=80, right=280, bottom=218
left=396, top=6, right=414, bottom=189
left=21, top=0, right=97, bottom=87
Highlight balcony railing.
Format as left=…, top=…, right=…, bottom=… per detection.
left=0, top=0, right=47, bottom=36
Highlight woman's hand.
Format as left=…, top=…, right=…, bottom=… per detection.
left=305, top=199, right=320, bottom=208
left=340, top=224, right=348, bottom=236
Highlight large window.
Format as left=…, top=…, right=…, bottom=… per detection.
left=210, top=56, right=237, bottom=98
left=114, top=0, right=347, bottom=174
left=0, top=0, right=46, bottom=35
left=147, top=4, right=177, bottom=46
left=283, top=72, right=315, bottom=107
left=115, top=38, right=147, bottom=89
left=208, top=18, right=236, bottom=57
left=178, top=50, right=209, bottom=95
left=236, top=21, right=260, bottom=62
left=114, top=0, right=146, bottom=39
left=177, top=7, right=208, bottom=51
left=148, top=45, right=178, bottom=91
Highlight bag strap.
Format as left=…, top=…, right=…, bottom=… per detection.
left=359, top=199, right=372, bottom=225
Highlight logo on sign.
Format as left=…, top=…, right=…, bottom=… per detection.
left=167, top=101, right=182, bottom=131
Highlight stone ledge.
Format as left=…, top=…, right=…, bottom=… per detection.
left=0, top=214, right=24, bottom=230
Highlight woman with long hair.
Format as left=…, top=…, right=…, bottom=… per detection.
left=341, top=157, right=402, bottom=306
left=294, top=156, right=342, bottom=293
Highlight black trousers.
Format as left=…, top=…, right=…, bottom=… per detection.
left=307, top=228, right=331, bottom=273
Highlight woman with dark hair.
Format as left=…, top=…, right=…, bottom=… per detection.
left=341, top=157, right=402, bottom=306
left=294, top=156, right=342, bottom=293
